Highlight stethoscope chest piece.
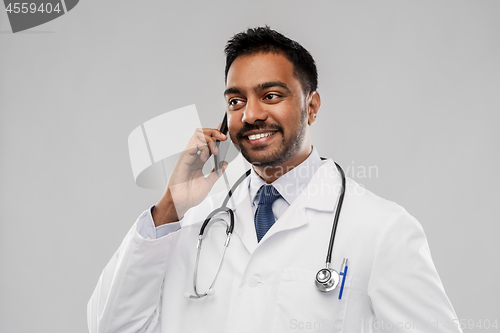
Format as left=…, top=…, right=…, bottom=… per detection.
left=315, top=268, right=340, bottom=293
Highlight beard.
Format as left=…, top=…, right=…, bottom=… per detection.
left=233, top=107, right=308, bottom=167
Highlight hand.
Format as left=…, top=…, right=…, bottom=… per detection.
left=152, top=127, right=228, bottom=226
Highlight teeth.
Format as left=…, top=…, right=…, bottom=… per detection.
left=248, top=132, right=274, bottom=141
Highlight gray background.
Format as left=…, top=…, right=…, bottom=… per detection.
left=1, top=0, right=499, bottom=332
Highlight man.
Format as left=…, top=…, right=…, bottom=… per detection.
left=88, top=27, right=461, bottom=332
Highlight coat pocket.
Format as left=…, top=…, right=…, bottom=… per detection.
left=272, top=268, right=352, bottom=333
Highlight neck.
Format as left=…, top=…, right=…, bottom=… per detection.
left=253, top=145, right=313, bottom=183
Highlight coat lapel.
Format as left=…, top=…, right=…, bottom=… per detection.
left=259, top=160, right=342, bottom=243
left=232, top=159, right=343, bottom=251
left=225, top=176, right=259, bottom=255
left=183, top=159, right=343, bottom=255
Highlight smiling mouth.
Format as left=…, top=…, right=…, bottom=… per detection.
left=247, top=131, right=277, bottom=141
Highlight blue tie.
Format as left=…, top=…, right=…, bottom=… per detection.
left=254, top=185, right=281, bottom=242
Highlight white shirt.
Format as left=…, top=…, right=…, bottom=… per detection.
left=248, top=147, right=324, bottom=220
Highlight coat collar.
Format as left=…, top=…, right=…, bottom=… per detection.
left=248, top=147, right=324, bottom=208
left=226, top=158, right=343, bottom=254
left=302, top=159, right=343, bottom=212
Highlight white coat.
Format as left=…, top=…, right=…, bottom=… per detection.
left=88, top=159, right=461, bottom=333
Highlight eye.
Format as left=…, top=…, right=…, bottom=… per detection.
left=228, top=99, right=241, bottom=106
left=228, top=98, right=245, bottom=109
left=264, top=93, right=279, bottom=100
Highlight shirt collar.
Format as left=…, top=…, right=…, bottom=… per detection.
left=249, top=147, right=324, bottom=207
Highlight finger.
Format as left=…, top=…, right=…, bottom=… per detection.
left=186, top=129, right=206, bottom=155
left=192, top=128, right=227, bottom=145
left=196, top=132, right=220, bottom=156
left=193, top=128, right=227, bottom=150
left=186, top=145, right=200, bottom=156
left=208, top=141, right=219, bottom=156
left=217, top=123, right=222, bottom=131
left=197, top=142, right=210, bottom=162
left=202, top=128, right=227, bottom=142
left=206, top=162, right=229, bottom=186
left=186, top=128, right=226, bottom=157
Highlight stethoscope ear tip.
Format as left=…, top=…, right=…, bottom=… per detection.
left=206, top=289, right=215, bottom=296
left=184, top=292, right=192, bottom=299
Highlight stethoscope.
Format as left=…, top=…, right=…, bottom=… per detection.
left=185, top=160, right=348, bottom=300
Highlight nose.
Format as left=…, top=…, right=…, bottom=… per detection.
left=241, top=98, right=268, bottom=124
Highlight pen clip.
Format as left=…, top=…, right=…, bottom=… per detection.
left=338, top=258, right=348, bottom=300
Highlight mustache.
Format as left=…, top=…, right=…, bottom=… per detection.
left=236, top=122, right=283, bottom=139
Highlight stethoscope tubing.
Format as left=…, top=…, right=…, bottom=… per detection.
left=189, top=160, right=346, bottom=298
left=325, top=162, right=346, bottom=266
left=193, top=216, right=231, bottom=298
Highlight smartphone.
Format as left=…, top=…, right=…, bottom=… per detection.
left=214, top=113, right=230, bottom=173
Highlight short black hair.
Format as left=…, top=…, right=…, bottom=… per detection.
left=224, top=26, right=318, bottom=95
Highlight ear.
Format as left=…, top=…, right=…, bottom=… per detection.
left=306, top=91, right=321, bottom=125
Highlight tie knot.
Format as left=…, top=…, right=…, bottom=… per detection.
left=258, top=185, right=281, bottom=205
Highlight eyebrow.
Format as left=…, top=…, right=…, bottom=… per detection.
left=255, top=81, right=291, bottom=93
left=224, top=81, right=291, bottom=97
left=223, top=87, right=242, bottom=97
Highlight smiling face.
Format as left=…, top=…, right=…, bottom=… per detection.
left=224, top=52, right=320, bottom=172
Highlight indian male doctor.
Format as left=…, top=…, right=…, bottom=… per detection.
left=88, top=27, right=462, bottom=333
